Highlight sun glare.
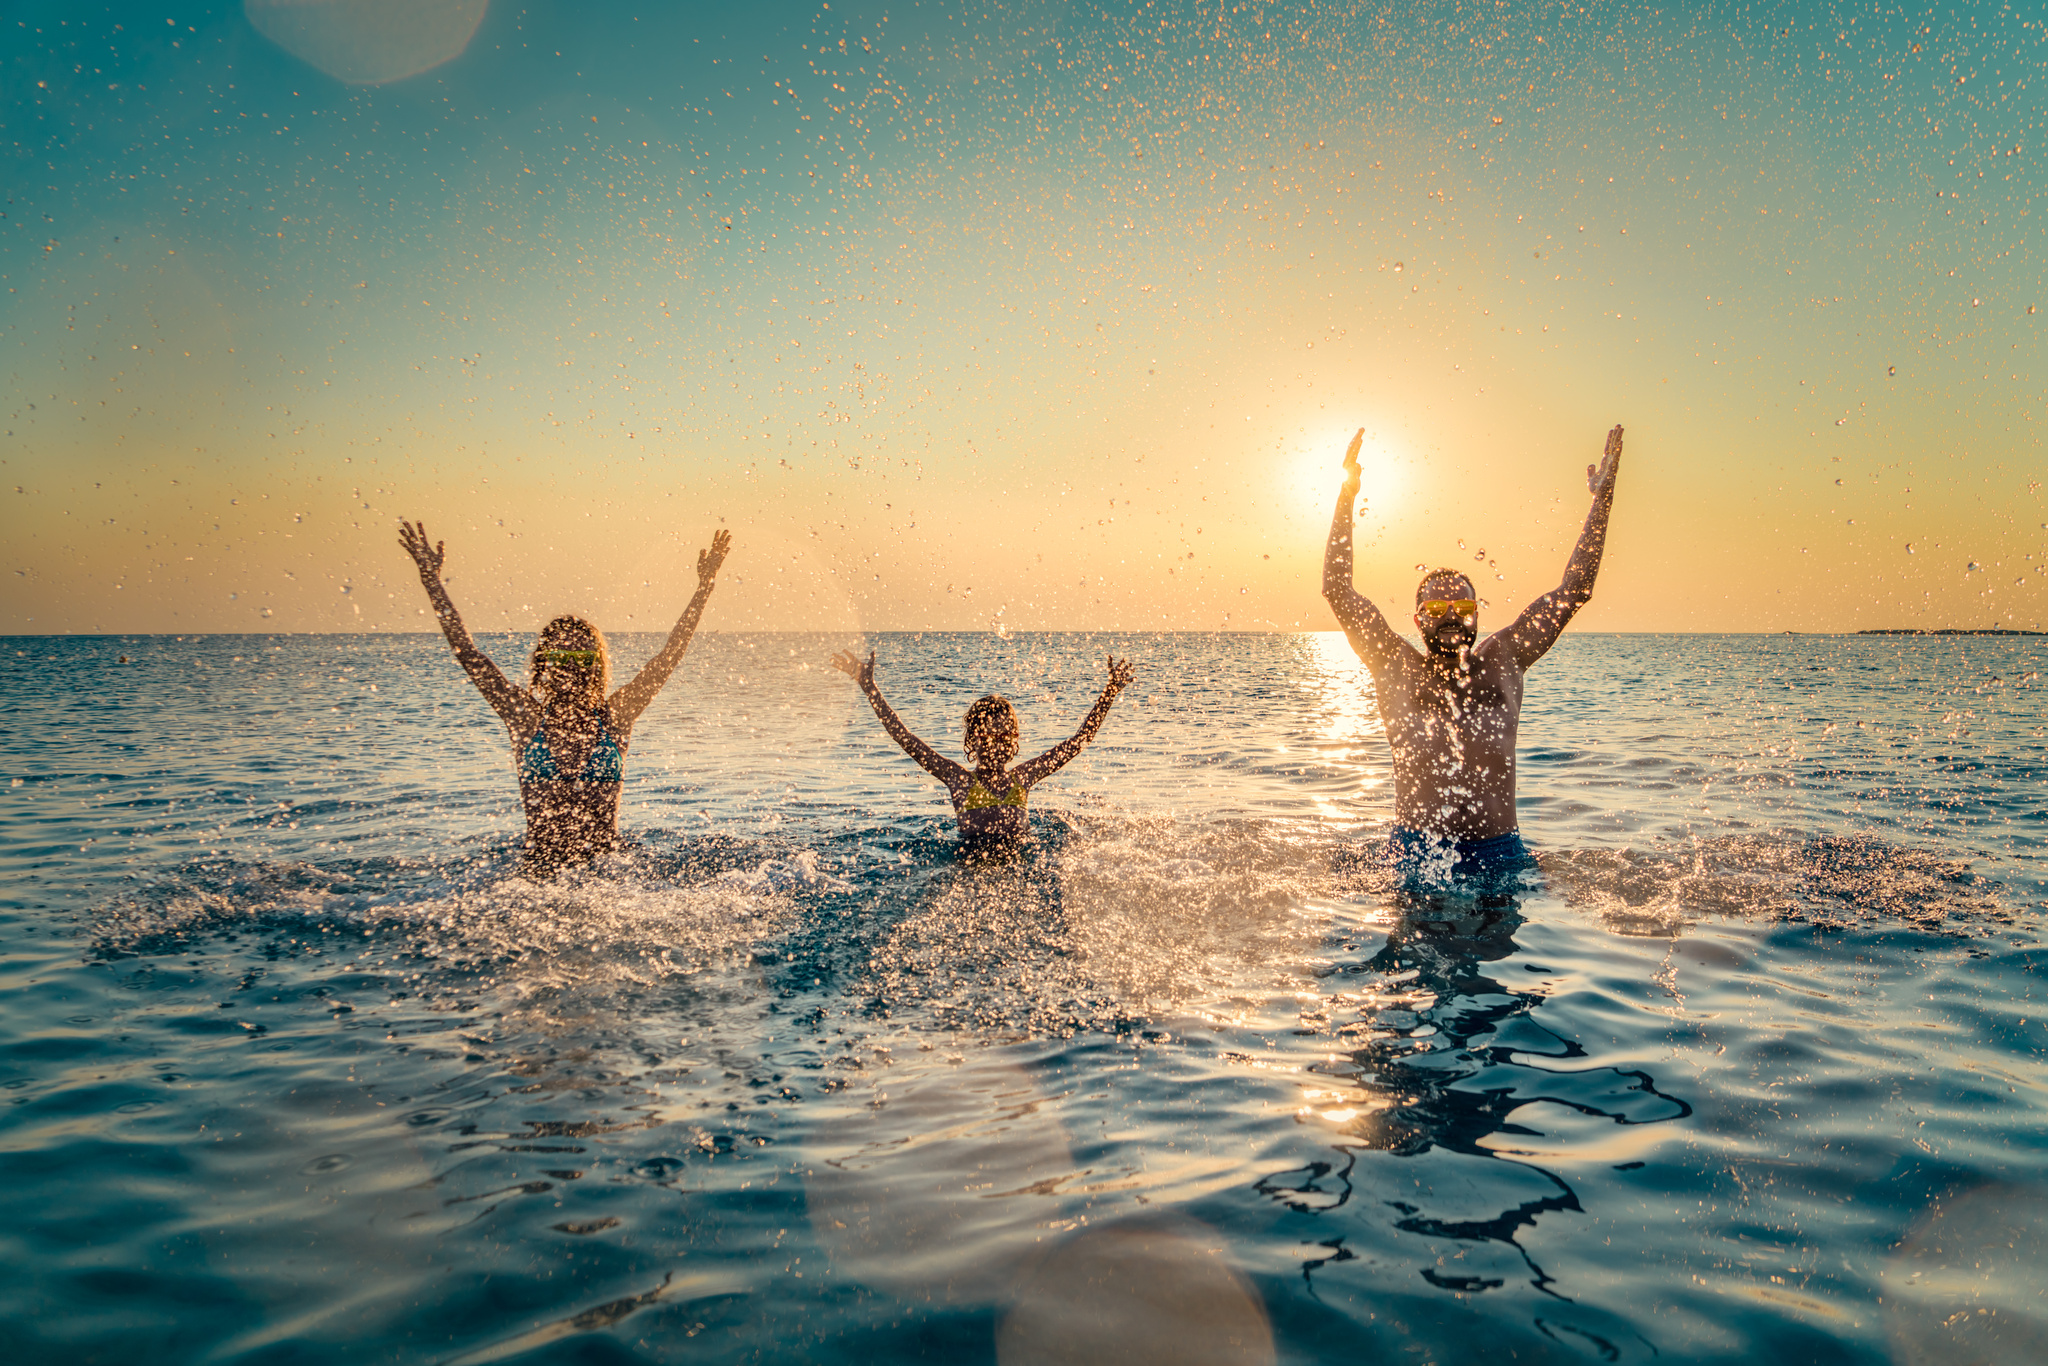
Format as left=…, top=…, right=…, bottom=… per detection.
left=1286, top=427, right=1403, bottom=524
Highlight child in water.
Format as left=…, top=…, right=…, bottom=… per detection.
left=829, top=649, right=1135, bottom=854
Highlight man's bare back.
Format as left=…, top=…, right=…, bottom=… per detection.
left=1322, top=426, right=1624, bottom=855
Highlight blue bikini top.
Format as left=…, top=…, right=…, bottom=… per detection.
left=520, top=709, right=624, bottom=783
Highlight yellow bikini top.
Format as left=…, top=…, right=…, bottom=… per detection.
left=961, top=778, right=1026, bottom=811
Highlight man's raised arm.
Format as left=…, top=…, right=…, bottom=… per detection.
left=1322, top=428, right=1407, bottom=667
left=1500, top=424, right=1624, bottom=669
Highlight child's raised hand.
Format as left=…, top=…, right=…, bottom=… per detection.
left=829, top=649, right=876, bottom=687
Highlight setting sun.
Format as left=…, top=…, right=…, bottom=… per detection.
left=1280, top=426, right=1405, bottom=527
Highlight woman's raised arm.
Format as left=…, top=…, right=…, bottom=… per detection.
left=612, top=530, right=731, bottom=727
left=399, top=519, right=529, bottom=729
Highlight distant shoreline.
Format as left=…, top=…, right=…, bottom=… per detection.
left=1854, top=628, right=2045, bottom=636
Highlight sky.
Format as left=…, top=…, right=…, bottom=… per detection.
left=3, top=0, right=2043, bottom=635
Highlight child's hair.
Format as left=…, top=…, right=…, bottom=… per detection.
left=963, top=694, right=1019, bottom=764
left=529, top=615, right=613, bottom=698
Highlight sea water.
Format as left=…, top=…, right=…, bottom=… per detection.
left=1, top=631, right=2043, bottom=1364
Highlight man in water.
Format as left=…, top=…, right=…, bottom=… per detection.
left=1321, top=424, right=1624, bottom=879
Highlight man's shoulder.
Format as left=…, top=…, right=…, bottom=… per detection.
left=1475, top=631, right=1533, bottom=674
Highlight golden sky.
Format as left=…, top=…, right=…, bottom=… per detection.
left=4, top=0, right=2042, bottom=634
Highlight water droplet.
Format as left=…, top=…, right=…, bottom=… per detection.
left=1906, top=543, right=1915, bottom=554
left=1834, top=479, right=1843, bottom=485
left=1393, top=261, right=1404, bottom=273
left=1888, top=365, right=1896, bottom=376
left=1968, top=562, right=1980, bottom=572
left=1457, top=539, right=1466, bottom=549
left=1413, top=563, right=1428, bottom=572
left=1973, top=298, right=1981, bottom=307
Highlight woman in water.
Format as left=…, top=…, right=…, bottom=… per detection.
left=399, top=519, right=732, bottom=875
left=829, top=648, right=1135, bottom=855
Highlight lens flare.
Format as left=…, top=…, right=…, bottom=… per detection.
left=244, top=0, right=488, bottom=86
left=997, top=1215, right=1275, bottom=1366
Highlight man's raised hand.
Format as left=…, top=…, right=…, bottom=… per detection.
left=1587, top=424, right=1624, bottom=497
left=398, top=520, right=445, bottom=580
left=1341, top=428, right=1365, bottom=487
left=1105, top=655, right=1136, bottom=692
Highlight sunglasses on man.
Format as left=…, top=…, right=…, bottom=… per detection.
left=1417, top=598, right=1478, bottom=619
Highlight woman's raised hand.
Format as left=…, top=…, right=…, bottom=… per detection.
left=698, top=529, right=733, bottom=586
left=829, top=649, right=876, bottom=687
left=1105, top=655, right=1136, bottom=691
left=399, top=520, right=445, bottom=580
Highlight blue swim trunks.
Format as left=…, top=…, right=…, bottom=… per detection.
left=1388, top=827, right=1535, bottom=884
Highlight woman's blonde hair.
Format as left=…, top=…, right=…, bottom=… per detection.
left=529, top=615, right=612, bottom=699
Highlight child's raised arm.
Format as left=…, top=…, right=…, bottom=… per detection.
left=829, top=649, right=964, bottom=785
left=1012, top=655, right=1134, bottom=789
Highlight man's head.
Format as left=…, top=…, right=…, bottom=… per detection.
left=963, top=694, right=1021, bottom=768
left=1413, top=570, right=1478, bottom=655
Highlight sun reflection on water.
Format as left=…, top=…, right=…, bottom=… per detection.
left=1297, top=632, right=1390, bottom=829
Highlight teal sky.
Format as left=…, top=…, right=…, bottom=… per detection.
left=4, top=0, right=2043, bottom=634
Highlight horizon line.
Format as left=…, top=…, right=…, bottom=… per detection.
left=4, top=628, right=2040, bottom=640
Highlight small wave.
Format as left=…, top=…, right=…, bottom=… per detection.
left=87, top=854, right=416, bottom=952
left=84, top=836, right=821, bottom=996
left=1539, top=833, right=2006, bottom=935
left=714, top=849, right=856, bottom=895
